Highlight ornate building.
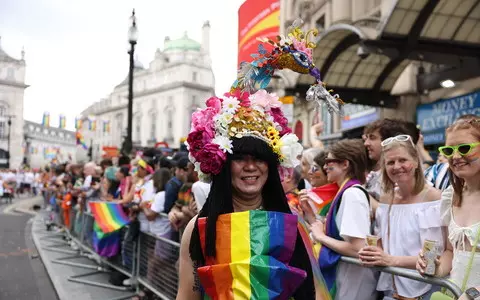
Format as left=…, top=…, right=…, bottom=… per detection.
left=79, top=22, right=215, bottom=162
left=0, top=37, right=27, bottom=169
left=23, top=120, right=76, bottom=168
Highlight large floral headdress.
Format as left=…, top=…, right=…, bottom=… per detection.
left=187, top=19, right=344, bottom=181
left=187, top=90, right=303, bottom=181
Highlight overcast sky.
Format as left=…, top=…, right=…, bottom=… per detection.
left=0, top=0, right=245, bottom=129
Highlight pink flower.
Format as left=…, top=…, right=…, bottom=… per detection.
left=197, top=143, right=227, bottom=175
left=225, top=90, right=251, bottom=107
left=191, top=107, right=217, bottom=131
left=205, top=96, right=222, bottom=113
left=250, top=90, right=282, bottom=110
left=292, top=39, right=312, bottom=60
left=187, top=129, right=215, bottom=157
left=270, top=107, right=292, bottom=136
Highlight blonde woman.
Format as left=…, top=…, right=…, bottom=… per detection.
left=359, top=134, right=442, bottom=299
left=417, top=115, right=480, bottom=293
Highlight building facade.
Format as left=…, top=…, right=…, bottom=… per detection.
left=79, top=22, right=215, bottom=162
left=0, top=37, right=27, bottom=169
left=23, top=120, right=76, bottom=168
left=277, top=0, right=480, bottom=148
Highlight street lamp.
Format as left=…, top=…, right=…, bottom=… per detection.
left=122, top=9, right=138, bottom=156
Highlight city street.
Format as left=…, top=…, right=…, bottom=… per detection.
left=0, top=197, right=58, bottom=300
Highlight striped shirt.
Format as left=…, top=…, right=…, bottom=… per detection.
left=424, top=163, right=450, bottom=191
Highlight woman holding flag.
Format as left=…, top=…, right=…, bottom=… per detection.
left=310, top=139, right=378, bottom=300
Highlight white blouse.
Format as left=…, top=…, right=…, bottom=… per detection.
left=375, top=200, right=444, bottom=298
left=440, top=186, right=480, bottom=289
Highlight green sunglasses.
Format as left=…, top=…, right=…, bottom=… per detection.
left=438, top=142, right=480, bottom=158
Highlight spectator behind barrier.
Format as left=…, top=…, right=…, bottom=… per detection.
left=359, top=134, right=442, bottom=299
left=310, top=139, right=378, bottom=300
left=417, top=115, right=480, bottom=293
left=298, top=147, right=323, bottom=190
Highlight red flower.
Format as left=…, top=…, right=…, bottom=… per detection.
left=270, top=107, right=292, bottom=135
left=197, top=143, right=226, bottom=175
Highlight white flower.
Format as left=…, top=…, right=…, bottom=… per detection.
left=212, top=135, right=233, bottom=154
left=279, top=134, right=303, bottom=168
left=221, top=96, right=240, bottom=114
left=219, top=112, right=233, bottom=127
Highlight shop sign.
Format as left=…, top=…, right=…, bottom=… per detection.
left=417, top=90, right=479, bottom=145
left=341, top=104, right=379, bottom=130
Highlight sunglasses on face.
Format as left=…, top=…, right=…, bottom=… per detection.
left=310, top=165, right=321, bottom=173
left=438, top=142, right=480, bottom=158
left=381, top=134, right=415, bottom=147
left=324, top=158, right=343, bottom=165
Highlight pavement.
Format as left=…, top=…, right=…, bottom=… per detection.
left=0, top=195, right=58, bottom=300
left=1, top=195, right=137, bottom=300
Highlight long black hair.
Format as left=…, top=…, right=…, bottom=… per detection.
left=189, top=136, right=315, bottom=299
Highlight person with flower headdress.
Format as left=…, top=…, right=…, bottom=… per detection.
left=177, top=87, right=316, bottom=299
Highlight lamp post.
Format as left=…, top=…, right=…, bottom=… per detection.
left=122, top=9, right=138, bottom=156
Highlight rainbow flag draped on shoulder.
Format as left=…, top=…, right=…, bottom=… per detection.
left=197, top=210, right=329, bottom=300
left=88, top=202, right=130, bottom=257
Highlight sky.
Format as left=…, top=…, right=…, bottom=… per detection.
left=0, top=0, right=245, bottom=130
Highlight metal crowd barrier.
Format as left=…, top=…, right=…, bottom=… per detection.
left=44, top=204, right=463, bottom=300
left=340, top=256, right=463, bottom=298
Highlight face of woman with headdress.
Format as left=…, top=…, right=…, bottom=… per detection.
left=231, top=154, right=268, bottom=201
left=383, top=143, right=418, bottom=184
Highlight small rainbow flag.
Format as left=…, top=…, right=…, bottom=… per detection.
left=92, top=222, right=121, bottom=257
left=88, top=201, right=129, bottom=234
left=76, top=131, right=88, bottom=150
left=59, top=115, right=66, bottom=129
left=42, top=112, right=50, bottom=127
left=197, top=211, right=307, bottom=299
left=103, top=120, right=110, bottom=133
left=89, top=119, right=97, bottom=131
left=75, top=117, right=82, bottom=130
left=308, top=183, right=339, bottom=216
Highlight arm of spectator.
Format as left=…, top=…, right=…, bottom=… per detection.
left=309, top=122, right=325, bottom=150
left=177, top=217, right=201, bottom=300
left=140, top=201, right=159, bottom=221
left=118, top=184, right=135, bottom=204
left=417, top=227, right=453, bottom=277
left=359, top=246, right=417, bottom=268
left=310, top=221, right=364, bottom=258
left=164, top=182, right=177, bottom=214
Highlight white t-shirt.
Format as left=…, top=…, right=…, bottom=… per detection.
left=24, top=172, right=34, bottom=184
left=149, top=191, right=172, bottom=237
left=192, top=181, right=211, bottom=211
left=134, top=179, right=155, bottom=233
left=334, top=187, right=378, bottom=300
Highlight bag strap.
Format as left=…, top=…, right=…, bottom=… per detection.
left=460, top=224, right=480, bottom=291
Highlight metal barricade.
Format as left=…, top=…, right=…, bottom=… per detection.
left=136, top=213, right=180, bottom=300
left=340, top=256, right=463, bottom=298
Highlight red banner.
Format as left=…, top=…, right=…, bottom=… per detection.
left=238, top=0, right=280, bottom=67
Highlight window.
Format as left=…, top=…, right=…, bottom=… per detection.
left=6, top=68, right=14, bottom=80
left=316, top=15, right=325, bottom=31
left=0, top=105, right=6, bottom=116
left=192, top=71, right=198, bottom=82
left=135, top=116, right=141, bottom=141
left=150, top=113, right=157, bottom=140
left=0, top=121, right=5, bottom=138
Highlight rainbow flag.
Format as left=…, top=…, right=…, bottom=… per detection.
left=76, top=131, right=88, bottom=150
left=89, top=119, right=96, bottom=131
left=42, top=112, right=50, bottom=127
left=197, top=211, right=307, bottom=299
left=308, top=183, right=339, bottom=216
left=59, top=115, right=66, bottom=129
left=75, top=117, right=82, bottom=130
left=103, top=120, right=110, bottom=133
left=88, top=201, right=129, bottom=234
left=92, top=222, right=120, bottom=257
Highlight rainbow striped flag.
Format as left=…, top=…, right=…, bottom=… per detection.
left=75, top=117, right=82, bottom=130
left=92, top=222, right=120, bottom=257
left=59, top=115, right=66, bottom=129
left=42, top=112, right=50, bottom=127
left=76, top=131, right=88, bottom=150
left=197, top=211, right=307, bottom=300
left=89, top=202, right=129, bottom=233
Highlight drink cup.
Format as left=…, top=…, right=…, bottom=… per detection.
left=423, top=239, right=438, bottom=276
left=366, top=235, right=379, bottom=247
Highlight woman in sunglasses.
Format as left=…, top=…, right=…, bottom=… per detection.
left=359, top=134, right=442, bottom=299
left=310, top=139, right=378, bottom=300
left=417, top=115, right=480, bottom=293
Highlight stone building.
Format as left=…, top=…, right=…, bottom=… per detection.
left=79, top=22, right=215, bottom=162
left=0, top=37, right=27, bottom=169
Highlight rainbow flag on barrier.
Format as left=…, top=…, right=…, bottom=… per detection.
left=89, top=201, right=129, bottom=233
left=92, top=222, right=120, bottom=257
left=197, top=210, right=330, bottom=299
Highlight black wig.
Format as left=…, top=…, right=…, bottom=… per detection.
left=189, top=136, right=315, bottom=299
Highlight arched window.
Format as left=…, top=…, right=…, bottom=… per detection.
left=150, top=112, right=157, bottom=140
left=135, top=115, right=141, bottom=142
left=294, top=120, right=303, bottom=142
left=0, top=105, right=6, bottom=138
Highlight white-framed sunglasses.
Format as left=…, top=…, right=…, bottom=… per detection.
left=381, top=134, right=415, bottom=147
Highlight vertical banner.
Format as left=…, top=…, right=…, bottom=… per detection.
left=103, top=120, right=110, bottom=133
left=42, top=112, right=50, bottom=127
left=59, top=115, right=66, bottom=129
left=89, top=118, right=97, bottom=131
left=238, top=0, right=280, bottom=67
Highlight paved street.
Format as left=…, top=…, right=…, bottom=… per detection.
left=0, top=196, right=58, bottom=300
